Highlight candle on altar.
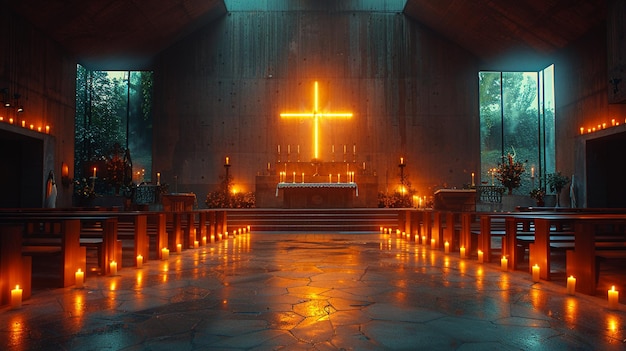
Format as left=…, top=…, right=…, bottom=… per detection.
left=267, top=162, right=271, bottom=171
left=478, top=250, right=484, bottom=263
left=75, top=269, right=85, bottom=288
left=288, top=144, right=291, bottom=154
left=297, top=145, right=300, bottom=154
left=176, top=243, right=182, bottom=253
left=460, top=247, right=466, bottom=258
left=136, top=255, right=143, bottom=268
left=332, top=145, right=335, bottom=153
left=531, top=167, right=535, bottom=178
left=567, top=276, right=576, bottom=295
left=37, top=126, right=41, bottom=132
left=278, top=145, right=281, bottom=154
left=363, top=162, right=366, bottom=170
left=156, top=172, right=161, bottom=185
left=293, top=172, right=296, bottom=183
left=225, top=156, right=230, bottom=165
left=444, top=241, right=450, bottom=254
left=343, top=144, right=347, bottom=154
left=11, top=285, right=22, bottom=309
left=302, top=172, right=304, bottom=183
left=532, top=264, right=540, bottom=282
left=501, top=256, right=508, bottom=271
left=161, top=247, right=169, bottom=260
left=353, top=144, right=356, bottom=155
left=608, top=286, right=619, bottom=310
left=45, top=125, right=50, bottom=134
left=337, top=173, right=340, bottom=183
left=471, top=173, right=475, bottom=186
left=400, top=157, right=404, bottom=165
left=329, top=174, right=332, bottom=183
left=580, top=127, right=584, bottom=134
left=21, top=120, right=25, bottom=127
left=9, top=118, right=13, bottom=124
left=93, top=167, right=97, bottom=178
left=109, top=260, right=118, bottom=275
left=194, top=240, right=199, bottom=248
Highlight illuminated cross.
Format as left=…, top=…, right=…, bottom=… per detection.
left=281, top=81, right=352, bottom=160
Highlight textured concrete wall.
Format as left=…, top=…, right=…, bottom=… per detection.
left=153, top=10, right=481, bottom=207
left=0, top=10, right=77, bottom=208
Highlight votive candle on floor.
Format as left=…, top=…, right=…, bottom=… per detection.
left=75, top=269, right=84, bottom=288
left=567, top=276, right=576, bottom=295
left=161, top=247, right=170, bottom=260
left=109, top=260, right=118, bottom=275
left=478, top=250, right=484, bottom=263
left=532, top=264, right=540, bottom=282
left=608, top=286, right=619, bottom=310
left=11, top=285, right=22, bottom=309
left=194, top=240, right=199, bottom=248
left=202, top=236, right=207, bottom=246
left=444, top=241, right=450, bottom=254
left=136, top=255, right=143, bottom=268
left=431, top=238, right=436, bottom=249
left=460, top=247, right=466, bottom=259
left=176, top=243, right=182, bottom=253
left=500, top=256, right=508, bottom=271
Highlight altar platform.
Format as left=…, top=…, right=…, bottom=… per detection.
left=276, top=182, right=358, bottom=208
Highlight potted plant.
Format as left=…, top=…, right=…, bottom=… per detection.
left=529, top=188, right=546, bottom=207
left=547, top=172, right=570, bottom=207
left=495, top=150, right=526, bottom=195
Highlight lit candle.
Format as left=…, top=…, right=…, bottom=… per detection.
left=75, top=269, right=84, bottom=288
left=567, top=276, right=576, bottom=295
left=580, top=127, right=584, bottom=134
left=460, top=246, right=466, bottom=258
left=363, top=162, right=366, bottom=170
left=161, top=247, right=169, bottom=260
left=247, top=225, right=250, bottom=232
left=225, top=156, right=229, bottom=165
left=608, top=286, right=619, bottom=310
left=267, top=162, right=271, bottom=171
left=329, top=174, right=332, bottom=183
left=332, top=145, right=334, bottom=153
left=353, top=144, right=356, bottom=154
left=531, top=167, right=535, bottom=178
left=302, top=172, right=305, bottom=183
left=430, top=238, right=436, bottom=249
left=37, top=126, right=42, bottom=132
left=532, top=264, right=540, bottom=282
left=210, top=234, right=215, bottom=243
left=136, top=255, right=143, bottom=268
left=293, top=172, right=296, bottom=183
left=421, top=235, right=426, bottom=244
left=225, top=231, right=229, bottom=238
left=194, top=240, right=199, bottom=248
left=478, top=250, right=484, bottom=263
left=612, top=119, right=616, bottom=126
left=380, top=226, right=384, bottom=233
left=202, top=236, right=207, bottom=246
left=501, top=256, right=508, bottom=271
left=176, top=243, right=182, bottom=253
left=9, top=118, right=13, bottom=124
left=157, top=172, right=161, bottom=185
left=444, top=241, right=449, bottom=253
left=29, top=124, right=34, bottom=130
left=288, top=144, right=291, bottom=154
left=471, top=173, right=475, bottom=186
left=93, top=167, right=97, bottom=178
left=338, top=174, right=340, bottom=183
left=218, top=233, right=223, bottom=240
left=400, top=157, right=404, bottom=165
left=21, top=120, right=25, bottom=127
left=343, top=144, right=347, bottom=154
left=10, top=285, right=22, bottom=309
left=297, top=145, right=300, bottom=154
left=45, top=125, right=50, bottom=133
left=278, top=145, right=281, bottom=154
left=109, top=260, right=118, bottom=275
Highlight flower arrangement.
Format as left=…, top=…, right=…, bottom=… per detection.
left=547, top=172, right=570, bottom=193
left=529, top=188, right=546, bottom=206
left=495, top=150, right=526, bottom=194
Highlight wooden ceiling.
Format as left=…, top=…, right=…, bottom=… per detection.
left=4, top=0, right=607, bottom=70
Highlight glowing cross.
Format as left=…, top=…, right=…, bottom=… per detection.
left=281, top=81, right=352, bottom=160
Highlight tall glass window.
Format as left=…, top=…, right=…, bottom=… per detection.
left=479, top=65, right=555, bottom=195
left=75, top=65, right=153, bottom=195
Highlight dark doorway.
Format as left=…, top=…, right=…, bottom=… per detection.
left=586, top=131, right=626, bottom=208
left=0, top=129, right=43, bottom=207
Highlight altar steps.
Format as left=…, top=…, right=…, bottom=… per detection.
left=226, top=208, right=401, bottom=232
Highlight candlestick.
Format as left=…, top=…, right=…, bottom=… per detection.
left=225, top=156, right=230, bottom=165
left=501, top=256, right=508, bottom=271
left=471, top=173, right=475, bottom=187
left=136, top=255, right=143, bottom=268
left=400, top=157, right=404, bottom=165
left=608, top=286, right=619, bottom=310
left=109, top=260, right=118, bottom=275
left=156, top=172, right=161, bottom=185
left=532, top=264, right=540, bottom=282
left=11, top=285, right=22, bottom=309
left=567, top=276, right=576, bottom=295
left=161, top=247, right=169, bottom=260
left=460, top=247, right=466, bottom=258
left=75, top=269, right=84, bottom=288
left=478, top=250, right=484, bottom=263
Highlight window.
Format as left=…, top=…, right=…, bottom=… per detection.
left=75, top=65, right=153, bottom=193
left=479, top=65, right=555, bottom=194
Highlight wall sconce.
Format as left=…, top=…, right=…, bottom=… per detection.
left=1, top=88, right=10, bottom=107
left=61, top=162, right=71, bottom=187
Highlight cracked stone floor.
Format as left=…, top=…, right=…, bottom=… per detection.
left=1, top=232, right=626, bottom=350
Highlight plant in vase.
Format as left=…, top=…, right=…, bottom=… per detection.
left=495, top=149, right=526, bottom=195
left=547, top=172, right=570, bottom=207
left=529, top=188, right=546, bottom=207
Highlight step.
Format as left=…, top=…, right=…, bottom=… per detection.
left=225, top=208, right=402, bottom=232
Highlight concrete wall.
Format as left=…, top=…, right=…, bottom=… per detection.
left=0, top=10, right=77, bottom=208
left=153, top=10, right=480, bottom=207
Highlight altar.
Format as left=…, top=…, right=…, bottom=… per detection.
left=433, top=189, right=476, bottom=212
left=276, top=182, right=358, bottom=208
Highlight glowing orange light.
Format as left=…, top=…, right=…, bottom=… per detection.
left=280, top=81, right=352, bottom=160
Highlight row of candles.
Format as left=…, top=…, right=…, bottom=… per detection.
left=8, top=225, right=251, bottom=309
left=379, top=226, right=621, bottom=310
left=277, top=144, right=356, bottom=155
left=580, top=118, right=625, bottom=134
left=278, top=171, right=356, bottom=183
left=0, top=116, right=50, bottom=134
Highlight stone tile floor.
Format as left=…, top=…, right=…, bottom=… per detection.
left=2, top=231, right=626, bottom=350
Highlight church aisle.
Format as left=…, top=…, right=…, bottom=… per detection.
left=1, top=231, right=624, bottom=350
